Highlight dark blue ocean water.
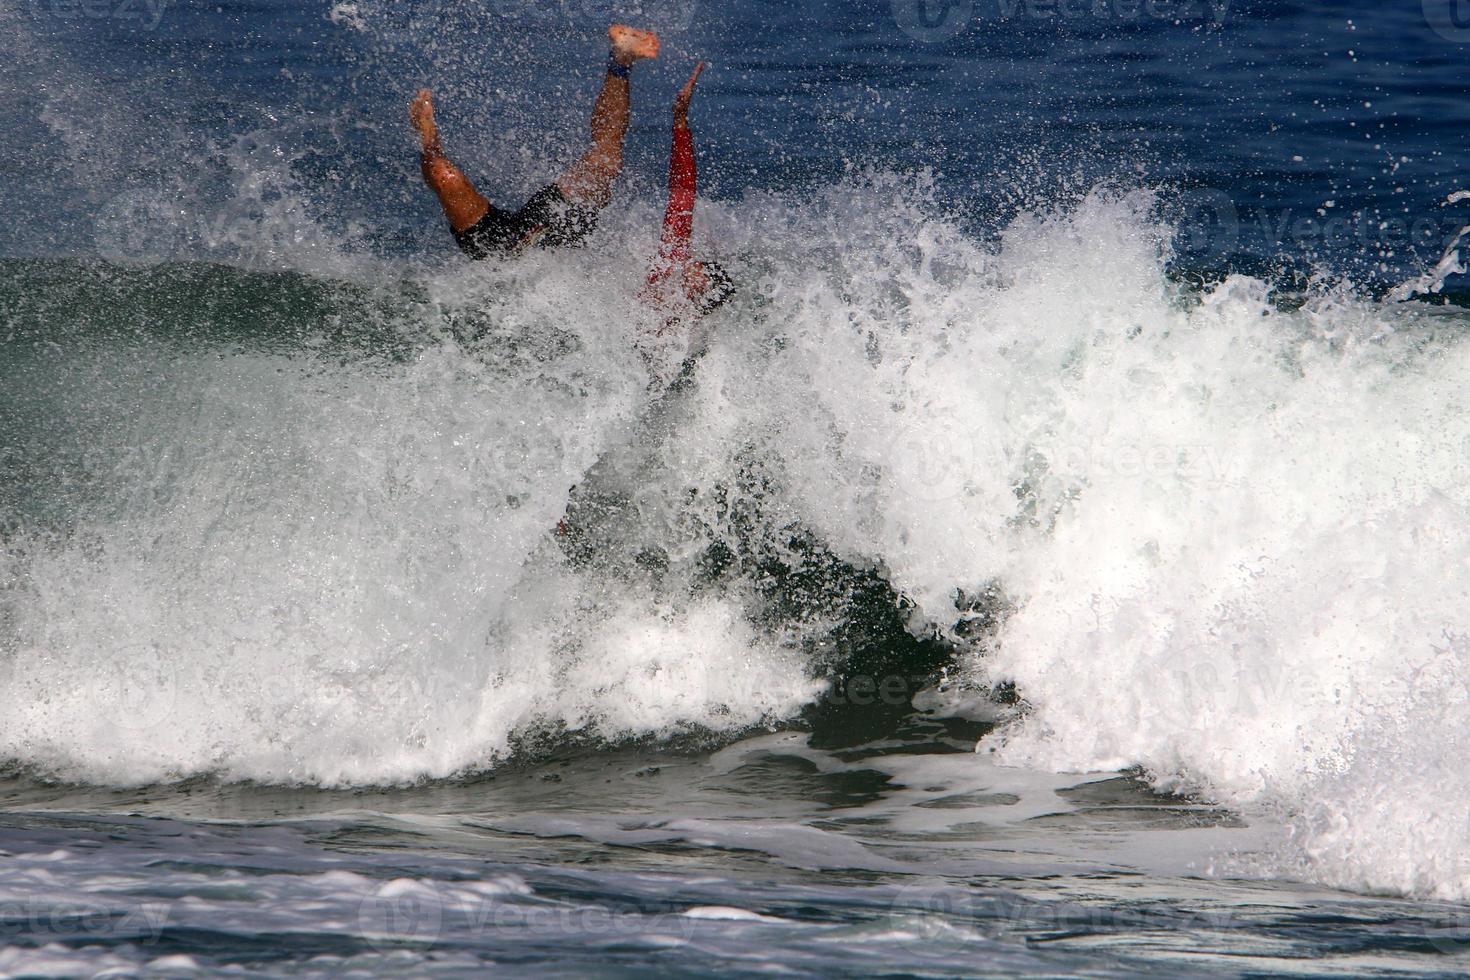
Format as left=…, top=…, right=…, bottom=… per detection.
left=4, top=0, right=1469, bottom=284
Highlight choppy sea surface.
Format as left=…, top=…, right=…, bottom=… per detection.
left=4, top=0, right=1470, bottom=974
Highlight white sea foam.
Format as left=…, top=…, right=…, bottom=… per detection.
left=640, top=178, right=1470, bottom=900
left=4, top=172, right=1470, bottom=903
left=0, top=248, right=817, bottom=786
left=711, top=182, right=1470, bottom=900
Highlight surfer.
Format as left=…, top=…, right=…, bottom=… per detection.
left=642, top=61, right=735, bottom=321
left=555, top=64, right=734, bottom=549
left=410, top=25, right=660, bottom=258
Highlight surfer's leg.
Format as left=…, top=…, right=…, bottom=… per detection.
left=555, top=25, right=659, bottom=210
left=411, top=89, right=491, bottom=234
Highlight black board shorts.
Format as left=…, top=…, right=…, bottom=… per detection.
left=453, top=184, right=599, bottom=259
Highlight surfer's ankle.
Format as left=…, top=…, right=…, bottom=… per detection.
left=409, top=89, right=440, bottom=153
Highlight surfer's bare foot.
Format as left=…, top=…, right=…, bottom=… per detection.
left=410, top=89, right=439, bottom=152
left=609, top=25, right=659, bottom=66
